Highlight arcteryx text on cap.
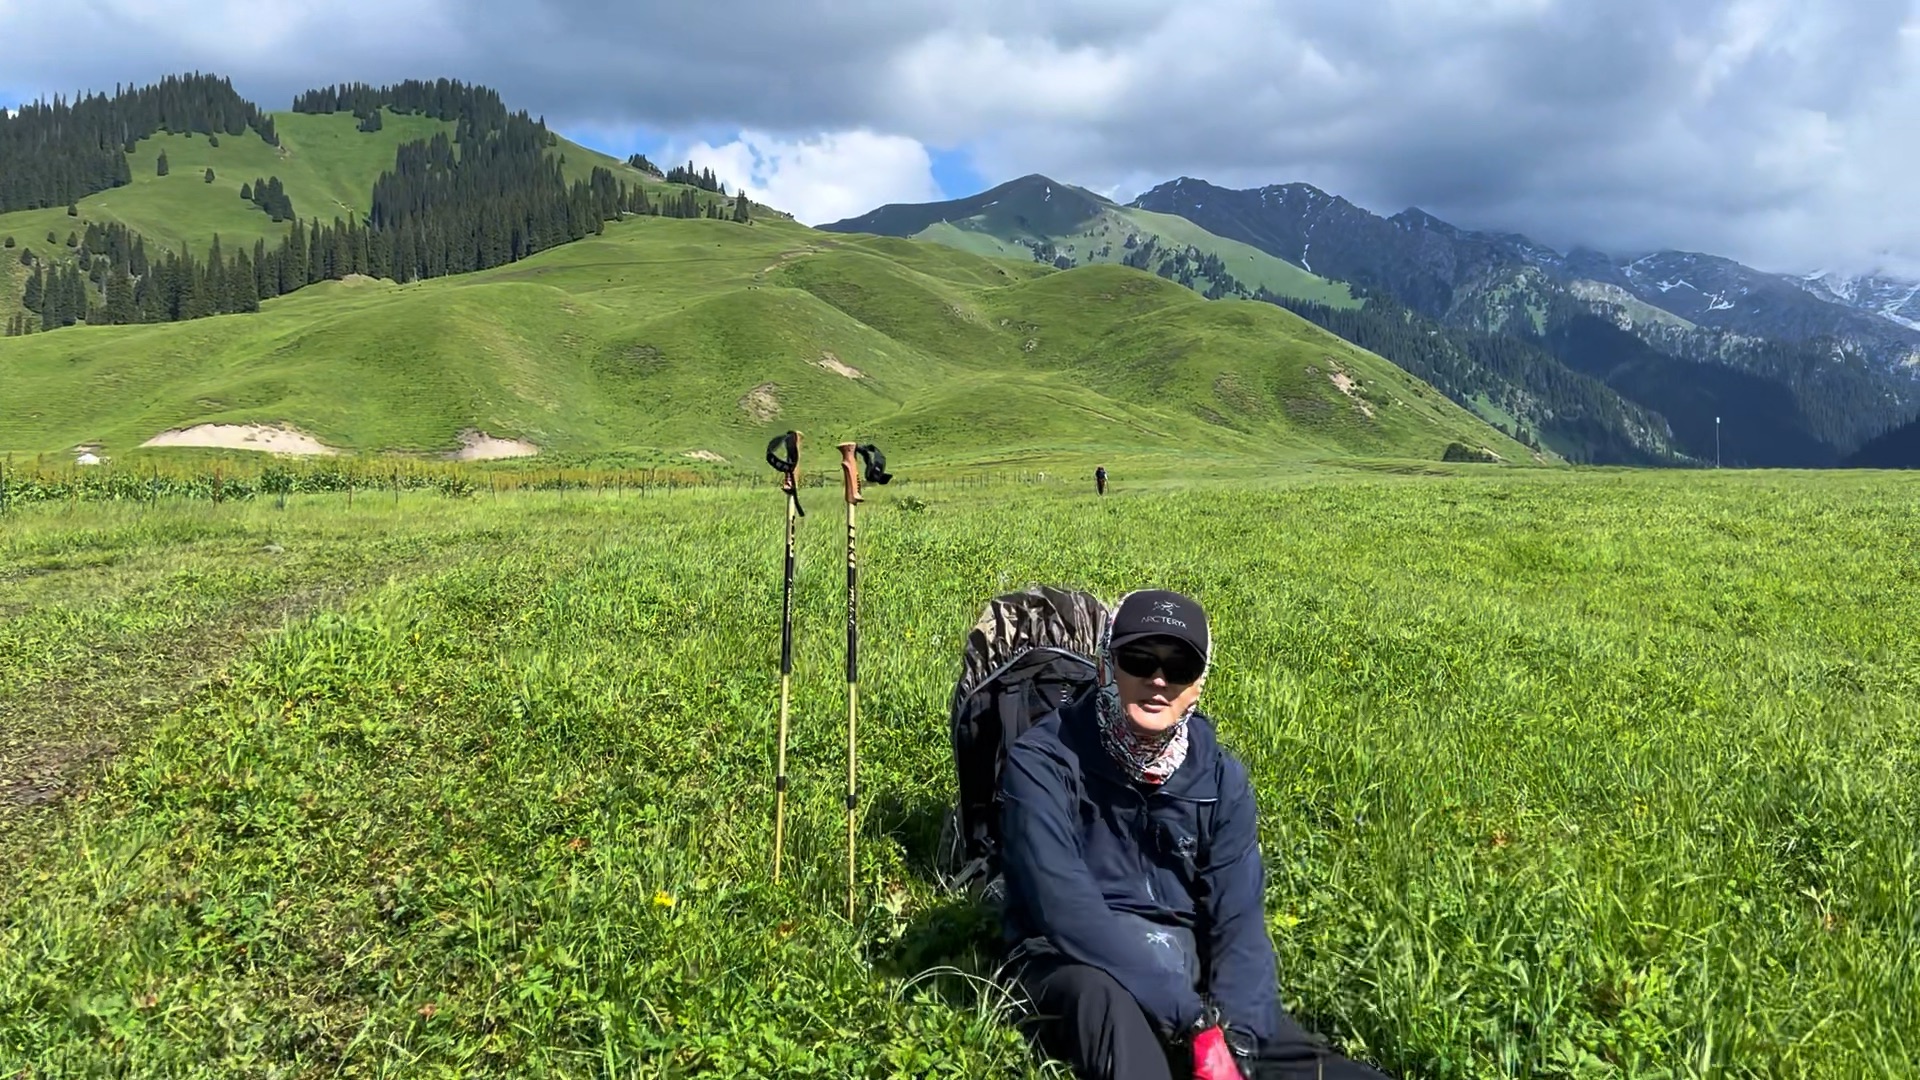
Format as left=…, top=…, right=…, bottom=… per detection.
left=1108, top=590, right=1209, bottom=660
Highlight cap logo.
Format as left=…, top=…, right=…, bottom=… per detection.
left=1153, top=600, right=1178, bottom=616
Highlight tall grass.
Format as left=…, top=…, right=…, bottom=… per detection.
left=2, top=468, right=1916, bottom=1077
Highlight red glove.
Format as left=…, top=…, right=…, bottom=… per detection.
left=1190, top=1025, right=1244, bottom=1080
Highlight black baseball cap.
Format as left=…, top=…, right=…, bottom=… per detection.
left=1108, top=590, right=1209, bottom=663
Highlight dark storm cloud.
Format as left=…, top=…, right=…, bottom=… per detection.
left=3, top=0, right=1916, bottom=272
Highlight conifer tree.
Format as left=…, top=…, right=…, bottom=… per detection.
left=105, top=265, right=135, bottom=323
left=232, top=250, right=259, bottom=311
left=157, top=150, right=169, bottom=176
left=204, top=167, right=215, bottom=183
left=281, top=218, right=304, bottom=293
left=253, top=238, right=273, bottom=299
left=206, top=235, right=227, bottom=312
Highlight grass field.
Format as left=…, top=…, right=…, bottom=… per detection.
left=0, top=215, right=1532, bottom=470
left=2, top=466, right=1916, bottom=1077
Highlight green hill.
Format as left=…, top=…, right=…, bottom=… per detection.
left=0, top=214, right=1533, bottom=470
left=818, top=174, right=1361, bottom=310
left=0, top=102, right=735, bottom=328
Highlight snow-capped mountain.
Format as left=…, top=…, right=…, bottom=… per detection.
left=1796, top=271, right=1920, bottom=333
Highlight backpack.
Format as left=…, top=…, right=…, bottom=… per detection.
left=935, top=585, right=1109, bottom=902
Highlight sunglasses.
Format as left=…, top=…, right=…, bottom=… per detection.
left=1114, top=641, right=1205, bottom=684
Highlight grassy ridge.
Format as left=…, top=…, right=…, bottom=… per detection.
left=2, top=468, right=1916, bottom=1076
left=0, top=215, right=1533, bottom=469
left=0, top=107, right=731, bottom=329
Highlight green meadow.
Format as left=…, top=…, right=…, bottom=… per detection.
left=0, top=214, right=1530, bottom=470
left=3, top=466, right=1916, bottom=1077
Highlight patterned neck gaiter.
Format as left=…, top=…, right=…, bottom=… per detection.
left=1093, top=592, right=1208, bottom=785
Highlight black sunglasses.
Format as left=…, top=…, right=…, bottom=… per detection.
left=1114, top=641, right=1205, bottom=684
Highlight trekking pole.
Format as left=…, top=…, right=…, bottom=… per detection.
left=837, top=441, right=892, bottom=920
left=766, top=431, right=804, bottom=882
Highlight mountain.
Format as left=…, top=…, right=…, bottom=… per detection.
left=1843, top=410, right=1920, bottom=468
left=817, top=174, right=1358, bottom=308
left=1131, top=177, right=1920, bottom=461
left=0, top=208, right=1533, bottom=469
left=1541, top=311, right=1842, bottom=467
left=1132, top=177, right=1920, bottom=368
left=823, top=177, right=1693, bottom=463
left=1270, top=294, right=1676, bottom=464
left=1796, top=271, right=1920, bottom=333
left=1130, top=179, right=1531, bottom=317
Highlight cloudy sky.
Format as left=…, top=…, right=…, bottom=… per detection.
left=4, top=0, right=1918, bottom=277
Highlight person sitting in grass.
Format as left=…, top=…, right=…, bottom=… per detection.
left=998, top=589, right=1393, bottom=1080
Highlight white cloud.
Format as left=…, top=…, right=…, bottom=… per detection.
left=662, top=129, right=942, bottom=226
left=6, top=0, right=1920, bottom=274
left=879, top=31, right=1137, bottom=143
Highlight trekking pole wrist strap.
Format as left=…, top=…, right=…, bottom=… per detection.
left=766, top=431, right=805, bottom=515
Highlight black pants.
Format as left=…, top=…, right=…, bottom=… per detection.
left=1015, top=959, right=1396, bottom=1080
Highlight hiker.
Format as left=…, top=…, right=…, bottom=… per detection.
left=1095, top=466, right=1108, bottom=496
left=996, top=590, right=1393, bottom=1080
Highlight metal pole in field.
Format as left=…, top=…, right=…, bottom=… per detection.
left=838, top=442, right=862, bottom=919
left=1715, top=416, right=1721, bottom=468
left=766, top=431, right=804, bottom=882
left=836, top=441, right=892, bottom=920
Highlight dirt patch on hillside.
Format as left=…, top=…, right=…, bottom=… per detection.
left=739, top=383, right=781, bottom=421
left=815, top=351, right=865, bottom=379
left=446, top=429, right=539, bottom=461
left=1328, top=372, right=1375, bottom=418
left=683, top=450, right=726, bottom=463
left=141, top=424, right=341, bottom=455
left=338, top=273, right=377, bottom=286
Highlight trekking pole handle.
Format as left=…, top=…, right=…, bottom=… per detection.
left=838, top=442, right=863, bottom=504
left=767, top=430, right=804, bottom=514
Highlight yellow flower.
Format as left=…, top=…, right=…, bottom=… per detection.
left=652, top=890, right=676, bottom=908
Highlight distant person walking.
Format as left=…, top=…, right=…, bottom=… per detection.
left=1095, top=466, right=1107, bottom=496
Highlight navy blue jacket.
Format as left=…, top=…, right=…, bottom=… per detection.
left=998, top=691, right=1287, bottom=1049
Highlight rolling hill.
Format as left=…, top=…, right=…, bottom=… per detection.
left=820, top=175, right=1691, bottom=464
left=0, top=79, right=746, bottom=331
left=0, top=213, right=1534, bottom=471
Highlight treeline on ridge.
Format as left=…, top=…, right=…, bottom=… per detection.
left=0, top=73, right=278, bottom=214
